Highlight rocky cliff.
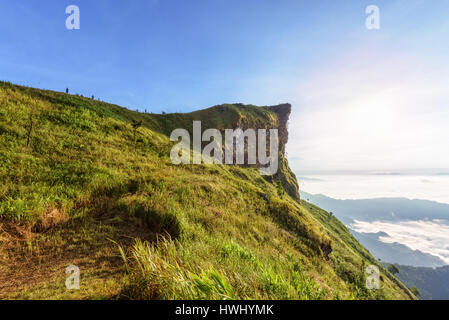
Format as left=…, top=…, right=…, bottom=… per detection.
left=143, top=102, right=300, bottom=200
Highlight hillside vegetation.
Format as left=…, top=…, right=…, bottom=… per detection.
left=0, top=81, right=414, bottom=300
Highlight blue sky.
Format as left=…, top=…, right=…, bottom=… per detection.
left=0, top=0, right=399, bottom=111
left=1, top=0, right=449, bottom=172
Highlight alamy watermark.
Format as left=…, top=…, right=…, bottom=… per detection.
left=63, top=5, right=380, bottom=31
left=66, top=5, right=80, bottom=30
left=365, top=265, right=381, bottom=290
left=65, top=265, right=80, bottom=290
left=366, top=5, right=380, bottom=30
left=170, top=121, right=279, bottom=175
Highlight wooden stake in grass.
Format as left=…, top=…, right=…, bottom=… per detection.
left=26, top=113, right=34, bottom=148
left=131, top=119, right=143, bottom=152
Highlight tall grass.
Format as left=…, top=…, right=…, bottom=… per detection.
left=119, top=238, right=236, bottom=300
left=118, top=237, right=329, bottom=300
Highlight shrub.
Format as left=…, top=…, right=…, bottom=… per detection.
left=387, top=264, right=400, bottom=275
left=117, top=195, right=183, bottom=239
left=410, top=286, right=421, bottom=297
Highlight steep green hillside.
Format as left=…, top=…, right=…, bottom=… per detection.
left=0, top=81, right=413, bottom=300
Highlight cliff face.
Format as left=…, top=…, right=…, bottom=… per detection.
left=269, top=103, right=291, bottom=154
left=269, top=104, right=300, bottom=201
left=147, top=102, right=300, bottom=200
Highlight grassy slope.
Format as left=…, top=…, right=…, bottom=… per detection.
left=0, top=81, right=413, bottom=300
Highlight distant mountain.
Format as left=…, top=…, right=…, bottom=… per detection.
left=302, top=191, right=449, bottom=267
left=394, top=265, right=449, bottom=300
left=301, top=192, right=449, bottom=223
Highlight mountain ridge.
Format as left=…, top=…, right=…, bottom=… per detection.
left=0, top=81, right=413, bottom=300
left=393, top=264, right=449, bottom=300
left=303, top=191, right=449, bottom=267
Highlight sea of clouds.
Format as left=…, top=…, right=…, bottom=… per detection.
left=351, top=219, right=449, bottom=265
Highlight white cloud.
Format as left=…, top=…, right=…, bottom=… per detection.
left=299, top=174, right=449, bottom=204
left=351, top=219, right=449, bottom=264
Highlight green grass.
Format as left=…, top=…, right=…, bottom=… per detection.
left=119, top=236, right=328, bottom=300
left=0, top=81, right=414, bottom=300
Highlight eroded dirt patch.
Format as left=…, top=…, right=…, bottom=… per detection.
left=0, top=202, right=176, bottom=299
